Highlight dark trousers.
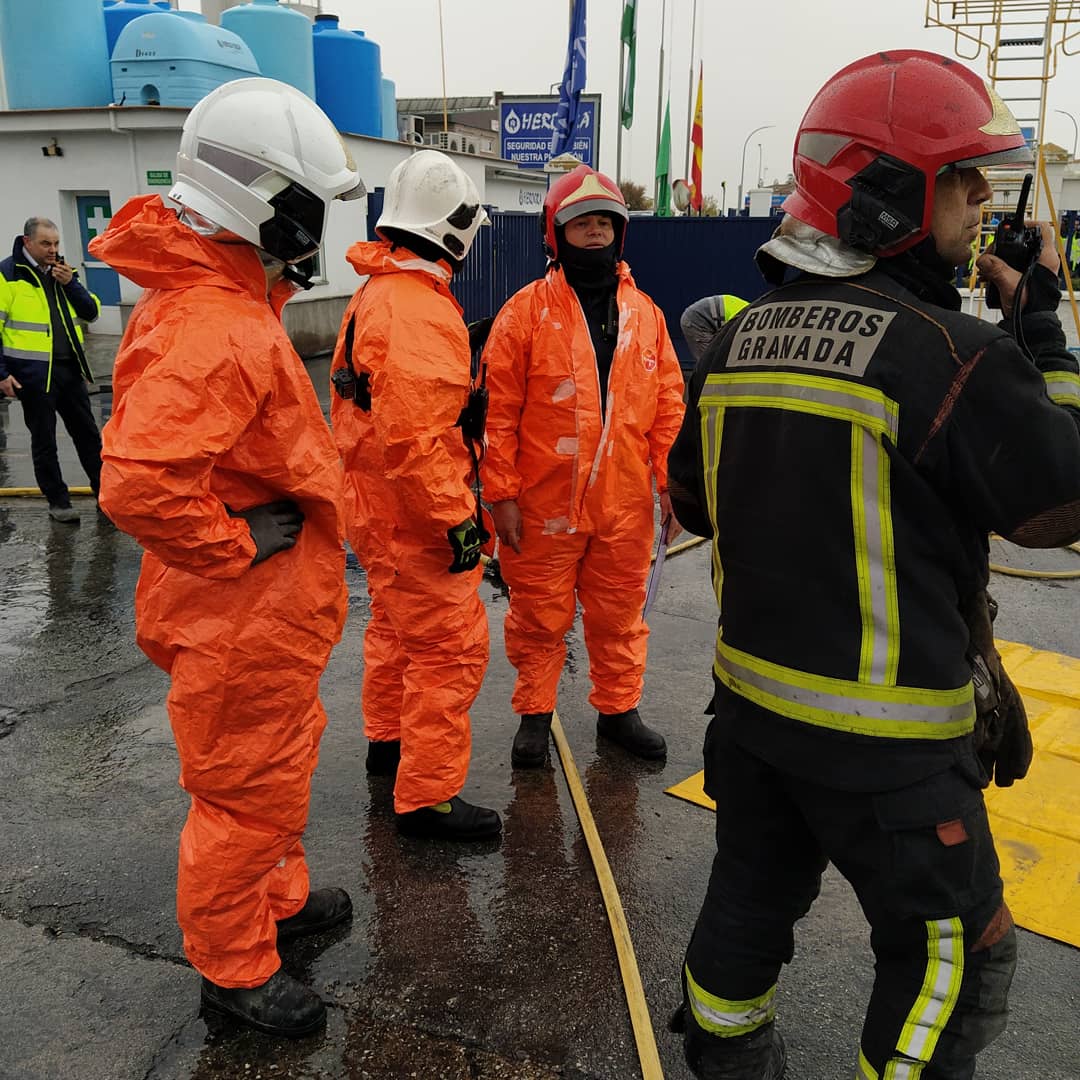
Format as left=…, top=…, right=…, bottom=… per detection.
left=684, top=712, right=1016, bottom=1080
left=17, top=364, right=102, bottom=506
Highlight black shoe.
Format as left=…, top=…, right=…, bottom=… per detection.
left=275, top=887, right=353, bottom=943
left=684, top=1019, right=787, bottom=1080
left=511, top=712, right=553, bottom=768
left=597, top=707, right=667, bottom=760
left=365, top=738, right=401, bottom=776
left=200, top=969, right=326, bottom=1038
left=396, top=795, right=502, bottom=841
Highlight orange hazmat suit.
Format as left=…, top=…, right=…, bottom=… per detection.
left=90, top=195, right=347, bottom=988
left=330, top=240, right=487, bottom=814
left=482, top=263, right=685, bottom=714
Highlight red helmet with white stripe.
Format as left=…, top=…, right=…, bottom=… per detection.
left=542, top=165, right=629, bottom=258
left=784, top=50, right=1032, bottom=255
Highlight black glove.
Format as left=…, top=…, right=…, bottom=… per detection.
left=964, top=590, right=1033, bottom=788
left=467, top=316, right=495, bottom=354
left=447, top=518, right=483, bottom=573
left=229, top=499, right=305, bottom=566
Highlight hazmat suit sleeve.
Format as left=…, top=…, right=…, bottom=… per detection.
left=646, top=306, right=687, bottom=493
left=369, top=305, right=477, bottom=532
left=99, top=331, right=261, bottom=576
left=480, top=301, right=530, bottom=504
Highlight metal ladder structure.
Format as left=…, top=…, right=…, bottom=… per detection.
left=925, top=1, right=1080, bottom=329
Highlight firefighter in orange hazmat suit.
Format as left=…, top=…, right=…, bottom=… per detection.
left=330, top=149, right=501, bottom=842
left=482, top=166, right=686, bottom=767
left=90, top=79, right=365, bottom=1038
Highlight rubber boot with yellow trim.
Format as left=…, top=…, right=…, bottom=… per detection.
left=396, top=795, right=502, bottom=841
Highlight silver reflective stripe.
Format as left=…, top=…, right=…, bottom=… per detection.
left=1044, top=371, right=1080, bottom=408
left=5, top=319, right=49, bottom=332
left=715, top=641, right=975, bottom=731
left=699, top=403, right=725, bottom=600
left=1, top=346, right=46, bottom=362
left=852, top=426, right=899, bottom=685
left=0, top=308, right=8, bottom=322
left=700, top=372, right=899, bottom=440
left=887, top=918, right=965, bottom=1077
left=685, top=967, right=777, bottom=1037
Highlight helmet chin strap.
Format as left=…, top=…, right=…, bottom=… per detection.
left=282, top=263, right=314, bottom=290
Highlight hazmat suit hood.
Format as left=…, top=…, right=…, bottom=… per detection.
left=89, top=194, right=289, bottom=309
left=345, top=238, right=454, bottom=287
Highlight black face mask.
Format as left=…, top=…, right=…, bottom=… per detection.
left=557, top=234, right=619, bottom=290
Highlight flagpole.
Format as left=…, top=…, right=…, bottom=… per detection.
left=437, top=0, right=448, bottom=134
left=684, top=0, right=697, bottom=181
left=617, top=31, right=625, bottom=182
left=653, top=0, right=668, bottom=208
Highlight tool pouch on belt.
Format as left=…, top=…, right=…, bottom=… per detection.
left=331, top=311, right=372, bottom=411
left=962, top=590, right=1033, bottom=787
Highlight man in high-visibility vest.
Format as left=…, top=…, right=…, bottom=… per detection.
left=0, top=217, right=102, bottom=522
left=668, top=51, right=1080, bottom=1079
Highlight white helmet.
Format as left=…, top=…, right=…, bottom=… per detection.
left=376, top=149, right=488, bottom=261
left=169, top=77, right=365, bottom=263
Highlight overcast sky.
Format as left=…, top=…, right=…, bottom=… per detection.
left=192, top=1, right=1080, bottom=207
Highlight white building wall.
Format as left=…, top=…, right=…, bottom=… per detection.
left=0, top=108, right=545, bottom=345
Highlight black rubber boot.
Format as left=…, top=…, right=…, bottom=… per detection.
left=200, top=969, right=326, bottom=1038
left=365, top=739, right=401, bottom=776
left=275, top=887, right=353, bottom=943
left=683, top=1018, right=787, bottom=1080
left=396, top=795, right=502, bottom=841
left=511, top=712, right=553, bottom=768
left=597, top=707, right=667, bottom=760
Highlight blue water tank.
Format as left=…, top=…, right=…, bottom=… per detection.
left=0, top=0, right=111, bottom=109
left=103, top=0, right=172, bottom=56
left=312, top=14, right=381, bottom=136
left=221, top=0, right=314, bottom=99
left=111, top=12, right=259, bottom=108
left=381, top=77, right=397, bottom=140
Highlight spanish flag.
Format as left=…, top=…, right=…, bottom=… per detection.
left=690, top=62, right=703, bottom=213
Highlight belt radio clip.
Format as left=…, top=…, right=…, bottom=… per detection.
left=331, top=309, right=372, bottom=411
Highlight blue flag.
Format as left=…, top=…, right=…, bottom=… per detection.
left=550, top=0, right=587, bottom=158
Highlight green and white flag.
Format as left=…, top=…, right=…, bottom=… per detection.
left=620, top=0, right=637, bottom=129
left=655, top=98, right=672, bottom=216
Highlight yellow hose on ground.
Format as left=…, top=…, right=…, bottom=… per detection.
left=550, top=709, right=666, bottom=1080
left=989, top=538, right=1080, bottom=581
left=0, top=487, right=93, bottom=497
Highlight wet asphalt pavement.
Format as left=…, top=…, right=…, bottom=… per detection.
left=0, top=336, right=1078, bottom=1080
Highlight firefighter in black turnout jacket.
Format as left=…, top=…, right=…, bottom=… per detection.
left=667, top=52, right=1080, bottom=1080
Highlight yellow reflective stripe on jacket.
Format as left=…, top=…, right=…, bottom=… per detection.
left=699, top=403, right=726, bottom=597
left=851, top=425, right=900, bottom=685
left=1044, top=370, right=1080, bottom=410
left=685, top=966, right=776, bottom=1038
left=856, top=1049, right=879, bottom=1079
left=714, top=638, right=976, bottom=738
left=699, top=371, right=900, bottom=441
left=882, top=918, right=965, bottom=1079
left=723, top=294, right=750, bottom=322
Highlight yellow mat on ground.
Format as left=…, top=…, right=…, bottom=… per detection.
left=665, top=640, right=1080, bottom=948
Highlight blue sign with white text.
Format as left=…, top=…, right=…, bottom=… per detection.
left=500, top=100, right=597, bottom=169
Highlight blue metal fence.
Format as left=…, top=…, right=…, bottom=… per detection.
left=365, top=190, right=777, bottom=368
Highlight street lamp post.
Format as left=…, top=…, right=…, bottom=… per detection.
left=721, top=180, right=726, bottom=215
left=1056, top=109, right=1078, bottom=160
left=738, top=124, right=774, bottom=215
left=757, top=143, right=763, bottom=186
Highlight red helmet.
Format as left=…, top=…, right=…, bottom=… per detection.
left=784, top=50, right=1032, bottom=255
left=542, top=165, right=629, bottom=258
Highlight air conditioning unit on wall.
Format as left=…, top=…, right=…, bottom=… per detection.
left=401, top=115, right=425, bottom=144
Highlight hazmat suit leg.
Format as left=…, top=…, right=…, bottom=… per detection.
left=168, top=644, right=328, bottom=988
left=377, top=541, right=488, bottom=814
left=577, top=525, right=652, bottom=714
left=500, top=528, right=588, bottom=714
left=359, top=556, right=406, bottom=744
